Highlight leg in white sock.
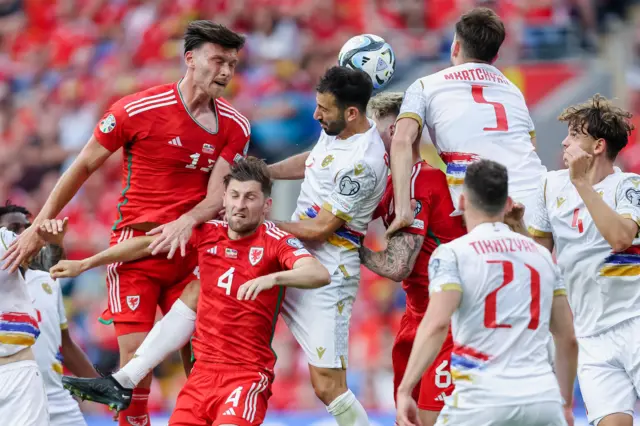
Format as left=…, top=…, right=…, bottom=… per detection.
left=309, top=365, right=369, bottom=426
left=326, top=390, right=369, bottom=426
left=113, top=299, right=196, bottom=388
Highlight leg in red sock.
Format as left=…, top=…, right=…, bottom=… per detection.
left=119, top=388, right=150, bottom=426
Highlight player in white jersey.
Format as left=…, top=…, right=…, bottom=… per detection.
left=396, top=160, right=578, bottom=426
left=267, top=66, right=388, bottom=426
left=523, top=95, right=640, bottom=426
left=0, top=225, right=49, bottom=425
left=0, top=204, right=99, bottom=426
left=386, top=7, right=546, bottom=237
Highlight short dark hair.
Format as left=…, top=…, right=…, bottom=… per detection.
left=223, top=157, right=272, bottom=197
left=184, top=21, right=245, bottom=54
left=455, top=8, right=505, bottom=63
left=0, top=202, right=31, bottom=221
left=316, top=66, right=373, bottom=113
left=558, top=94, right=634, bottom=160
left=464, top=160, right=509, bottom=216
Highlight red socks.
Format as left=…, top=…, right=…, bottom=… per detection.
left=119, top=388, right=150, bottom=426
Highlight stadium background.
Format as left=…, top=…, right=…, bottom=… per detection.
left=1, top=0, right=640, bottom=424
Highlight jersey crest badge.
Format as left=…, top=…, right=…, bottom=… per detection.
left=556, top=197, right=566, bottom=208
left=631, top=178, right=640, bottom=189
left=126, top=295, right=140, bottom=311
left=126, top=415, right=149, bottom=426
left=286, top=238, right=304, bottom=249
left=249, top=247, right=264, bottom=266
left=99, top=114, right=116, bottom=134
left=354, top=163, right=365, bottom=176
left=41, top=282, right=52, bottom=295
left=321, top=155, right=334, bottom=168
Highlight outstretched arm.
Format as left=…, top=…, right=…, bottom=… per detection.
left=268, top=151, right=310, bottom=180
left=359, top=231, right=423, bottom=282
left=50, top=235, right=156, bottom=278
left=61, top=329, right=99, bottom=378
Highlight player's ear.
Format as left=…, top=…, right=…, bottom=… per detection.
left=594, top=138, right=606, bottom=157
left=389, top=122, right=396, bottom=139
left=222, top=191, right=227, bottom=208
left=263, top=197, right=272, bottom=215
left=345, top=106, right=359, bottom=122
left=504, top=196, right=514, bottom=215
left=184, top=50, right=195, bottom=69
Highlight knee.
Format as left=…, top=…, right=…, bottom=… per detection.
left=117, top=331, right=149, bottom=363
left=310, top=368, right=347, bottom=405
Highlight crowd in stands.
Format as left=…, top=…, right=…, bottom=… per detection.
left=0, top=0, right=637, bottom=415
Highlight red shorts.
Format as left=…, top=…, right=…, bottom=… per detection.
left=169, top=364, right=273, bottom=426
left=106, top=227, right=199, bottom=336
left=392, top=311, right=455, bottom=411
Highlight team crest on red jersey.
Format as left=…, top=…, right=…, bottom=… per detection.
left=126, top=415, right=148, bottom=426
left=126, top=296, right=140, bottom=311
left=249, top=247, right=264, bottom=266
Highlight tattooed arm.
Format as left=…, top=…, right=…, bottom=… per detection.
left=29, top=244, right=66, bottom=272
left=359, top=231, right=424, bottom=282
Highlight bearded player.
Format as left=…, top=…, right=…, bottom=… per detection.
left=386, top=7, right=546, bottom=237
left=3, top=21, right=250, bottom=426
left=54, top=158, right=331, bottom=426
left=358, top=93, right=466, bottom=426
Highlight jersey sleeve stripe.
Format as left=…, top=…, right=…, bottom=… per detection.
left=553, top=289, right=567, bottom=296
left=125, top=95, right=176, bottom=113
left=218, top=111, right=249, bottom=137
left=396, top=112, right=423, bottom=129
left=410, top=162, right=421, bottom=199
left=60, top=322, right=68, bottom=330
left=527, top=227, right=552, bottom=238
left=322, top=201, right=353, bottom=222
left=123, top=89, right=174, bottom=109
left=128, top=100, right=178, bottom=117
left=217, top=101, right=251, bottom=129
left=432, top=283, right=463, bottom=293
left=620, top=213, right=640, bottom=227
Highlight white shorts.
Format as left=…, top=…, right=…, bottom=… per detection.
left=281, top=269, right=358, bottom=369
left=48, top=390, right=86, bottom=426
left=577, top=317, right=640, bottom=425
left=0, top=360, right=49, bottom=426
left=436, top=401, right=567, bottom=426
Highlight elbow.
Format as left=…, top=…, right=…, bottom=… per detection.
left=308, top=227, right=334, bottom=243
left=317, top=267, right=331, bottom=287
left=610, top=234, right=634, bottom=253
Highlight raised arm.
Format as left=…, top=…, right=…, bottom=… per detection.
left=268, top=151, right=311, bottom=180
left=359, top=231, right=423, bottom=282
left=50, top=235, right=156, bottom=279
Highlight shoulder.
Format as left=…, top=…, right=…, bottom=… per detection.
left=543, top=169, right=570, bottom=190
left=199, top=220, right=229, bottom=238
left=262, top=221, right=293, bottom=242
left=0, top=227, right=16, bottom=249
left=25, top=269, right=57, bottom=288
left=353, top=129, right=387, bottom=171
left=413, top=162, right=446, bottom=188
left=215, top=98, right=251, bottom=139
left=110, top=83, right=177, bottom=119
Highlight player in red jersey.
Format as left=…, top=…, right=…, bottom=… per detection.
left=54, top=158, right=331, bottom=425
left=3, top=21, right=251, bottom=426
left=360, top=93, right=467, bottom=426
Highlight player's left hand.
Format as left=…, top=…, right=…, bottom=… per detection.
left=36, top=217, right=69, bottom=247
left=385, top=200, right=417, bottom=240
left=237, top=275, right=277, bottom=301
left=504, top=202, right=525, bottom=230
left=147, top=215, right=197, bottom=259
left=395, top=391, right=421, bottom=426
left=564, top=144, right=593, bottom=185
left=563, top=405, right=575, bottom=426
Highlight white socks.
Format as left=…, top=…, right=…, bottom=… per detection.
left=326, top=390, right=370, bottom=426
left=113, top=299, right=196, bottom=389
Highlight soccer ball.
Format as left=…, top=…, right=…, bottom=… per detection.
left=338, top=34, right=396, bottom=90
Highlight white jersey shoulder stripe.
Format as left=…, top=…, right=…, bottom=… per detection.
left=124, top=89, right=174, bottom=109
left=218, top=111, right=249, bottom=137
left=125, top=95, right=176, bottom=114
left=410, top=162, right=421, bottom=199
left=127, top=101, right=178, bottom=117
left=205, top=220, right=227, bottom=227
left=216, top=101, right=250, bottom=129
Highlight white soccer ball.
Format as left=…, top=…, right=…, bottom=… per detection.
left=338, top=34, right=396, bottom=90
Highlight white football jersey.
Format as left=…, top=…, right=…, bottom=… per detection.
left=528, top=169, right=640, bottom=338
left=398, top=63, right=546, bottom=213
left=293, top=120, right=388, bottom=276
left=429, top=222, right=564, bottom=408
left=0, top=227, right=39, bottom=357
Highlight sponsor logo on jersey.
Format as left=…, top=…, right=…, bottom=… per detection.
left=286, top=238, right=304, bottom=249
left=337, top=301, right=345, bottom=315
left=99, top=113, right=116, bottom=133
left=598, top=190, right=604, bottom=198
left=126, top=415, right=149, bottom=426
left=631, top=178, right=640, bottom=189
left=556, top=197, right=566, bottom=208
left=41, top=282, right=52, bottom=294
left=414, top=200, right=422, bottom=216
left=321, top=155, right=334, bottom=168
left=429, top=258, right=440, bottom=278
left=249, top=247, right=264, bottom=266
left=202, top=143, right=214, bottom=154
left=168, top=137, right=182, bottom=147
left=233, top=153, right=244, bottom=163
left=434, top=392, right=447, bottom=402
left=293, top=248, right=309, bottom=257
left=305, top=156, right=315, bottom=168
left=193, top=266, right=200, bottom=279
left=316, top=347, right=327, bottom=359
left=222, top=408, right=237, bottom=416
left=207, top=246, right=217, bottom=255
left=354, top=163, right=365, bottom=176
left=410, top=219, right=425, bottom=230
left=225, top=248, right=238, bottom=259
left=243, top=141, right=250, bottom=157
left=338, top=176, right=360, bottom=196
left=126, top=295, right=140, bottom=311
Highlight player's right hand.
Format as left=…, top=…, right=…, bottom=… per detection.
left=563, top=405, right=574, bottom=426
left=384, top=200, right=417, bottom=240
left=50, top=260, right=85, bottom=279
left=395, top=391, right=421, bottom=426
left=37, top=217, right=69, bottom=246
left=1, top=225, right=45, bottom=273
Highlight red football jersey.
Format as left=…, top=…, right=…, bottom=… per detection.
left=190, top=220, right=312, bottom=375
left=93, top=82, right=251, bottom=230
left=376, top=161, right=466, bottom=316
